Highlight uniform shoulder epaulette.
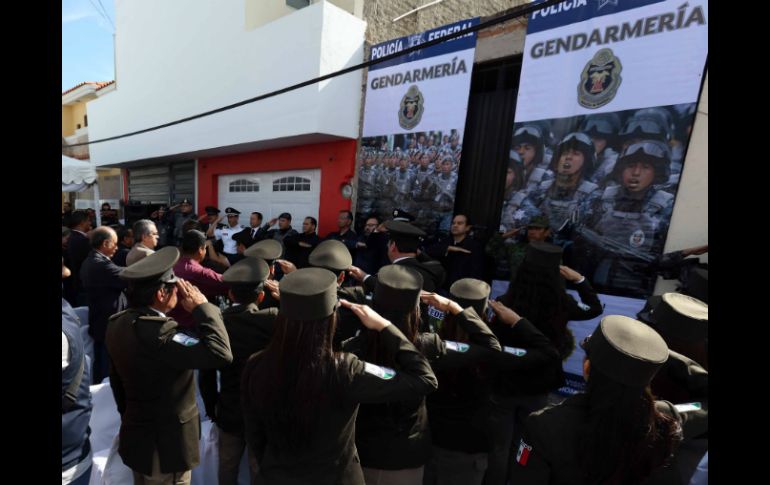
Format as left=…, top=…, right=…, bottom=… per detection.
left=136, top=314, right=170, bottom=322
left=108, top=309, right=131, bottom=321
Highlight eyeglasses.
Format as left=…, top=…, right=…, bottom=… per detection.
left=559, top=132, right=593, bottom=146
left=514, top=125, right=544, bottom=140
left=621, top=140, right=671, bottom=160
left=150, top=232, right=159, bottom=237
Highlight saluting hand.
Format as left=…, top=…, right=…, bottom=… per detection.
left=340, top=300, right=390, bottom=331
left=275, top=259, right=296, bottom=275
left=488, top=300, right=522, bottom=326
left=347, top=265, right=367, bottom=282
left=682, top=244, right=708, bottom=257
left=176, top=279, right=208, bottom=312
left=264, top=279, right=280, bottom=300
left=268, top=218, right=278, bottom=227
left=559, top=265, right=583, bottom=283
left=420, top=291, right=463, bottom=315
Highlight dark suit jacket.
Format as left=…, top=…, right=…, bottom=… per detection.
left=363, top=256, right=446, bottom=293
left=235, top=226, right=265, bottom=248
left=425, top=236, right=486, bottom=290
left=80, top=250, right=127, bottom=342
left=66, top=231, right=91, bottom=303
left=199, top=303, right=279, bottom=433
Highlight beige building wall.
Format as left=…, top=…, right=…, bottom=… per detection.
left=62, top=106, right=75, bottom=137
left=246, top=0, right=364, bottom=30
left=62, top=103, right=88, bottom=137
left=363, top=0, right=527, bottom=45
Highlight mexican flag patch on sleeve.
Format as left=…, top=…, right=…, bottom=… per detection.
left=516, top=439, right=532, bottom=466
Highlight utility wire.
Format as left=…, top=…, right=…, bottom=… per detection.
left=69, top=0, right=560, bottom=147
left=96, top=0, right=116, bottom=31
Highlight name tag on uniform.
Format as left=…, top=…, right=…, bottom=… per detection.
left=445, top=340, right=469, bottom=353
left=503, top=346, right=527, bottom=357
left=363, top=362, right=396, bottom=380
left=172, top=333, right=200, bottom=347
left=427, top=306, right=445, bottom=320
left=674, top=402, right=702, bottom=413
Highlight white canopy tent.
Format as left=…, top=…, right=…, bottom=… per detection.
left=62, top=154, right=101, bottom=226
left=62, top=154, right=97, bottom=191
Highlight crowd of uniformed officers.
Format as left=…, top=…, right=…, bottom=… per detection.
left=62, top=209, right=707, bottom=485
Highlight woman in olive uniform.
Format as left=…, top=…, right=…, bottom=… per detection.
left=487, top=241, right=602, bottom=485
left=342, top=265, right=501, bottom=485
left=240, top=267, right=438, bottom=485
left=509, top=315, right=708, bottom=484
left=424, top=278, right=561, bottom=485
left=198, top=257, right=278, bottom=485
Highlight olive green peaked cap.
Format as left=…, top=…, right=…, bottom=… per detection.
left=279, top=267, right=338, bottom=321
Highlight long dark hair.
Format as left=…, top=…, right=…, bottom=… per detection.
left=500, top=260, right=572, bottom=357
left=243, top=313, right=341, bottom=452
left=364, top=305, right=421, bottom=368
left=578, top=367, right=682, bottom=484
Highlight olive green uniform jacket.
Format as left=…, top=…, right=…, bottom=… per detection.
left=106, top=303, right=233, bottom=475
left=199, top=302, right=279, bottom=433
left=242, top=324, right=438, bottom=485
left=509, top=351, right=708, bottom=485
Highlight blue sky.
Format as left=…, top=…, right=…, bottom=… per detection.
left=62, top=0, right=116, bottom=92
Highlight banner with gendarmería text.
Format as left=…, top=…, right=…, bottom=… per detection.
left=491, top=0, right=707, bottom=300
left=355, top=18, right=479, bottom=236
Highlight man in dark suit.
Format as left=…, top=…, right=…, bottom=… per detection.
left=283, top=216, right=321, bottom=269
left=65, top=210, right=93, bottom=306
left=325, top=210, right=358, bottom=257
left=79, top=226, right=127, bottom=384
left=234, top=211, right=265, bottom=249
left=349, top=220, right=446, bottom=293
left=425, top=213, right=485, bottom=290
left=106, top=247, right=233, bottom=484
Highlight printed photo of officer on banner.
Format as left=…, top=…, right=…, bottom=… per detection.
left=499, top=102, right=697, bottom=298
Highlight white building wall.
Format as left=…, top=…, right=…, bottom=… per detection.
left=88, top=0, right=366, bottom=166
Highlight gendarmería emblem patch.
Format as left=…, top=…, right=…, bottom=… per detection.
left=445, top=341, right=470, bottom=353
left=399, top=84, right=425, bottom=130
left=629, top=229, right=645, bottom=248
left=172, top=333, right=200, bottom=347
left=364, top=362, right=397, bottom=380
left=578, top=48, right=622, bottom=109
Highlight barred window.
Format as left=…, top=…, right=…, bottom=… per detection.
left=273, top=176, right=311, bottom=192
left=229, top=179, right=260, bottom=193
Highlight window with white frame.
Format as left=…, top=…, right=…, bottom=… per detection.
left=273, top=176, right=311, bottom=192
left=229, top=179, right=260, bottom=192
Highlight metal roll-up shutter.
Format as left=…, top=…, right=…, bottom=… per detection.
left=170, top=161, right=195, bottom=204
left=127, top=160, right=195, bottom=205
left=127, top=165, right=171, bottom=205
